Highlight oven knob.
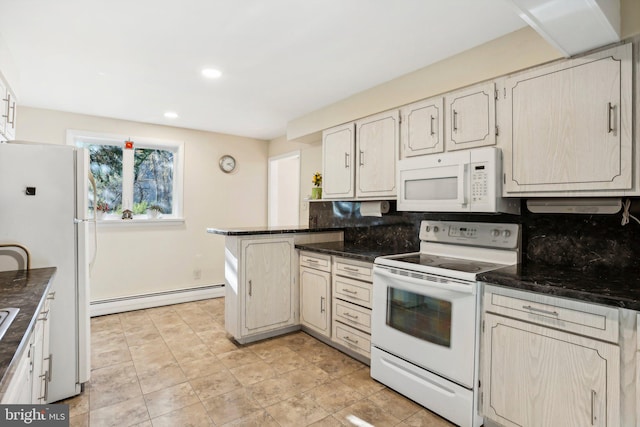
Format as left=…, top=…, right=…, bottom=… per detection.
left=425, top=226, right=431, bottom=232
left=502, top=230, right=511, bottom=238
left=433, top=226, right=439, bottom=233
left=491, top=229, right=500, bottom=237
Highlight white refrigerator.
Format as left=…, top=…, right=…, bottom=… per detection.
left=0, top=142, right=92, bottom=402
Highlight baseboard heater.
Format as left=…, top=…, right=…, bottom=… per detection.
left=90, top=284, right=225, bottom=317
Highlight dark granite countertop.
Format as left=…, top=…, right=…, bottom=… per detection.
left=0, top=268, right=56, bottom=390
left=478, top=263, right=640, bottom=311
left=207, top=226, right=343, bottom=236
left=295, top=241, right=414, bottom=263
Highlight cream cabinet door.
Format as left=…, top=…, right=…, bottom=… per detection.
left=445, top=82, right=496, bottom=151
left=400, top=97, right=444, bottom=158
left=482, top=313, right=620, bottom=427
left=322, top=123, right=355, bottom=199
left=242, top=238, right=295, bottom=334
left=503, top=43, right=632, bottom=195
left=355, top=110, right=399, bottom=198
left=300, top=266, right=331, bottom=337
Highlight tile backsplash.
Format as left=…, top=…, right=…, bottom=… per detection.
left=309, top=199, right=640, bottom=270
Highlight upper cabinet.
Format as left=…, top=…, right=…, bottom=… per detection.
left=502, top=43, right=633, bottom=196
left=355, top=110, right=399, bottom=199
left=322, top=110, right=399, bottom=200
left=322, top=123, right=355, bottom=199
left=400, top=97, right=444, bottom=158
left=445, top=82, right=497, bottom=151
left=0, top=78, right=16, bottom=141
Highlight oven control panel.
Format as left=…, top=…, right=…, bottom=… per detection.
left=420, top=220, right=520, bottom=249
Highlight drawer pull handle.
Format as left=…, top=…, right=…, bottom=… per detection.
left=343, top=335, right=359, bottom=345
left=342, top=289, right=358, bottom=294
left=591, top=389, right=596, bottom=425
left=343, top=312, right=359, bottom=320
left=307, top=259, right=319, bottom=263
left=248, top=280, right=252, bottom=297
left=522, top=305, right=559, bottom=317
left=343, top=266, right=360, bottom=272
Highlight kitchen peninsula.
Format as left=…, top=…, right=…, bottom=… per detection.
left=207, top=226, right=343, bottom=344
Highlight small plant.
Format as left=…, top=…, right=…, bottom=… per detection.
left=312, top=172, right=322, bottom=187
left=96, top=201, right=109, bottom=212
left=148, top=204, right=163, bottom=213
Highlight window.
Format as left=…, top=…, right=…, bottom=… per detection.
left=68, top=130, right=184, bottom=221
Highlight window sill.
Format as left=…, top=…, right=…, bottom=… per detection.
left=96, top=217, right=185, bottom=227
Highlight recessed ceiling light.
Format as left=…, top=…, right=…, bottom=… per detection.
left=164, top=112, right=178, bottom=119
left=201, top=68, right=222, bottom=79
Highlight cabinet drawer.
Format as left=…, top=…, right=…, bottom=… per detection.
left=300, top=251, right=331, bottom=272
left=334, top=259, right=372, bottom=282
left=334, top=276, right=372, bottom=308
left=333, top=321, right=371, bottom=357
left=333, top=299, right=371, bottom=333
left=484, top=285, right=619, bottom=343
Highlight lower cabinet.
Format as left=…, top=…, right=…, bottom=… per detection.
left=482, top=287, right=621, bottom=427
left=300, top=251, right=332, bottom=338
left=1, top=292, right=52, bottom=404
left=331, top=257, right=373, bottom=362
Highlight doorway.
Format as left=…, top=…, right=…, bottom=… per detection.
left=268, top=151, right=300, bottom=227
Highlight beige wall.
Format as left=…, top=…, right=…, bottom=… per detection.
left=16, top=106, right=268, bottom=301
left=268, top=135, right=322, bottom=227
left=286, top=27, right=564, bottom=141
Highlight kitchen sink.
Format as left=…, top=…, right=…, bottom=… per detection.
left=0, top=308, right=19, bottom=341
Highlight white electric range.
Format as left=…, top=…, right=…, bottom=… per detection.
left=371, top=220, right=520, bottom=427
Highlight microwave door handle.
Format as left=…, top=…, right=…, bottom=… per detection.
left=456, top=163, right=466, bottom=206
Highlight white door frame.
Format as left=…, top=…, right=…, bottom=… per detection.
left=268, top=151, right=300, bottom=227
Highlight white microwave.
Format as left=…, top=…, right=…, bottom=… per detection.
left=397, top=147, right=519, bottom=214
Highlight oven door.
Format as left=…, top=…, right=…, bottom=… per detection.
left=372, top=264, right=478, bottom=388
left=397, top=150, right=470, bottom=212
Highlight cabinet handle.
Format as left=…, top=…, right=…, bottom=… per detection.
left=343, top=312, right=359, bottom=320
left=248, top=280, right=252, bottom=297
left=39, top=371, right=49, bottom=402
left=430, top=115, right=435, bottom=136
left=2, top=94, right=9, bottom=120
left=47, top=353, right=53, bottom=382
left=453, top=109, right=458, bottom=132
left=342, top=266, right=359, bottom=272
left=47, top=291, right=56, bottom=300
left=359, top=150, right=364, bottom=166
left=306, top=258, right=319, bottom=264
left=607, top=102, right=615, bottom=133
left=8, top=96, right=15, bottom=126
left=343, top=335, right=359, bottom=345
left=591, top=389, right=596, bottom=425
left=38, top=310, right=49, bottom=322
left=320, top=296, right=325, bottom=313
left=342, top=288, right=358, bottom=295
left=344, top=152, right=350, bottom=168
left=522, top=305, right=559, bottom=317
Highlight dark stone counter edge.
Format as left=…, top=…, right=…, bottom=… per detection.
left=0, top=268, right=56, bottom=393
left=207, top=226, right=344, bottom=236
left=478, top=270, right=640, bottom=311
left=295, top=244, right=377, bottom=263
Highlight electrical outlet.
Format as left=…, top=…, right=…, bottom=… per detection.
left=193, top=269, right=202, bottom=280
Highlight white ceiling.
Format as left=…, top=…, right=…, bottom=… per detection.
left=0, top=1, right=527, bottom=140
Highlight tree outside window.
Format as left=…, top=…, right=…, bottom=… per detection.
left=69, top=131, right=183, bottom=219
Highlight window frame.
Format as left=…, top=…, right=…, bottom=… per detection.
left=67, top=129, right=185, bottom=224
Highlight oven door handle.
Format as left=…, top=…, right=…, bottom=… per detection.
left=374, top=268, right=474, bottom=294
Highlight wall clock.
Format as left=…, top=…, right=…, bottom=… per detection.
left=219, top=155, right=237, bottom=173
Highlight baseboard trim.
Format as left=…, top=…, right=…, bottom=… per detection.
left=90, top=284, right=225, bottom=317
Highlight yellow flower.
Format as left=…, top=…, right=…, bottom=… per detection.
left=312, top=172, right=322, bottom=187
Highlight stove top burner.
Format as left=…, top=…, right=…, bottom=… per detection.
left=382, top=253, right=501, bottom=274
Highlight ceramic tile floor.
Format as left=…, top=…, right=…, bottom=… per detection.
left=60, top=298, right=454, bottom=427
